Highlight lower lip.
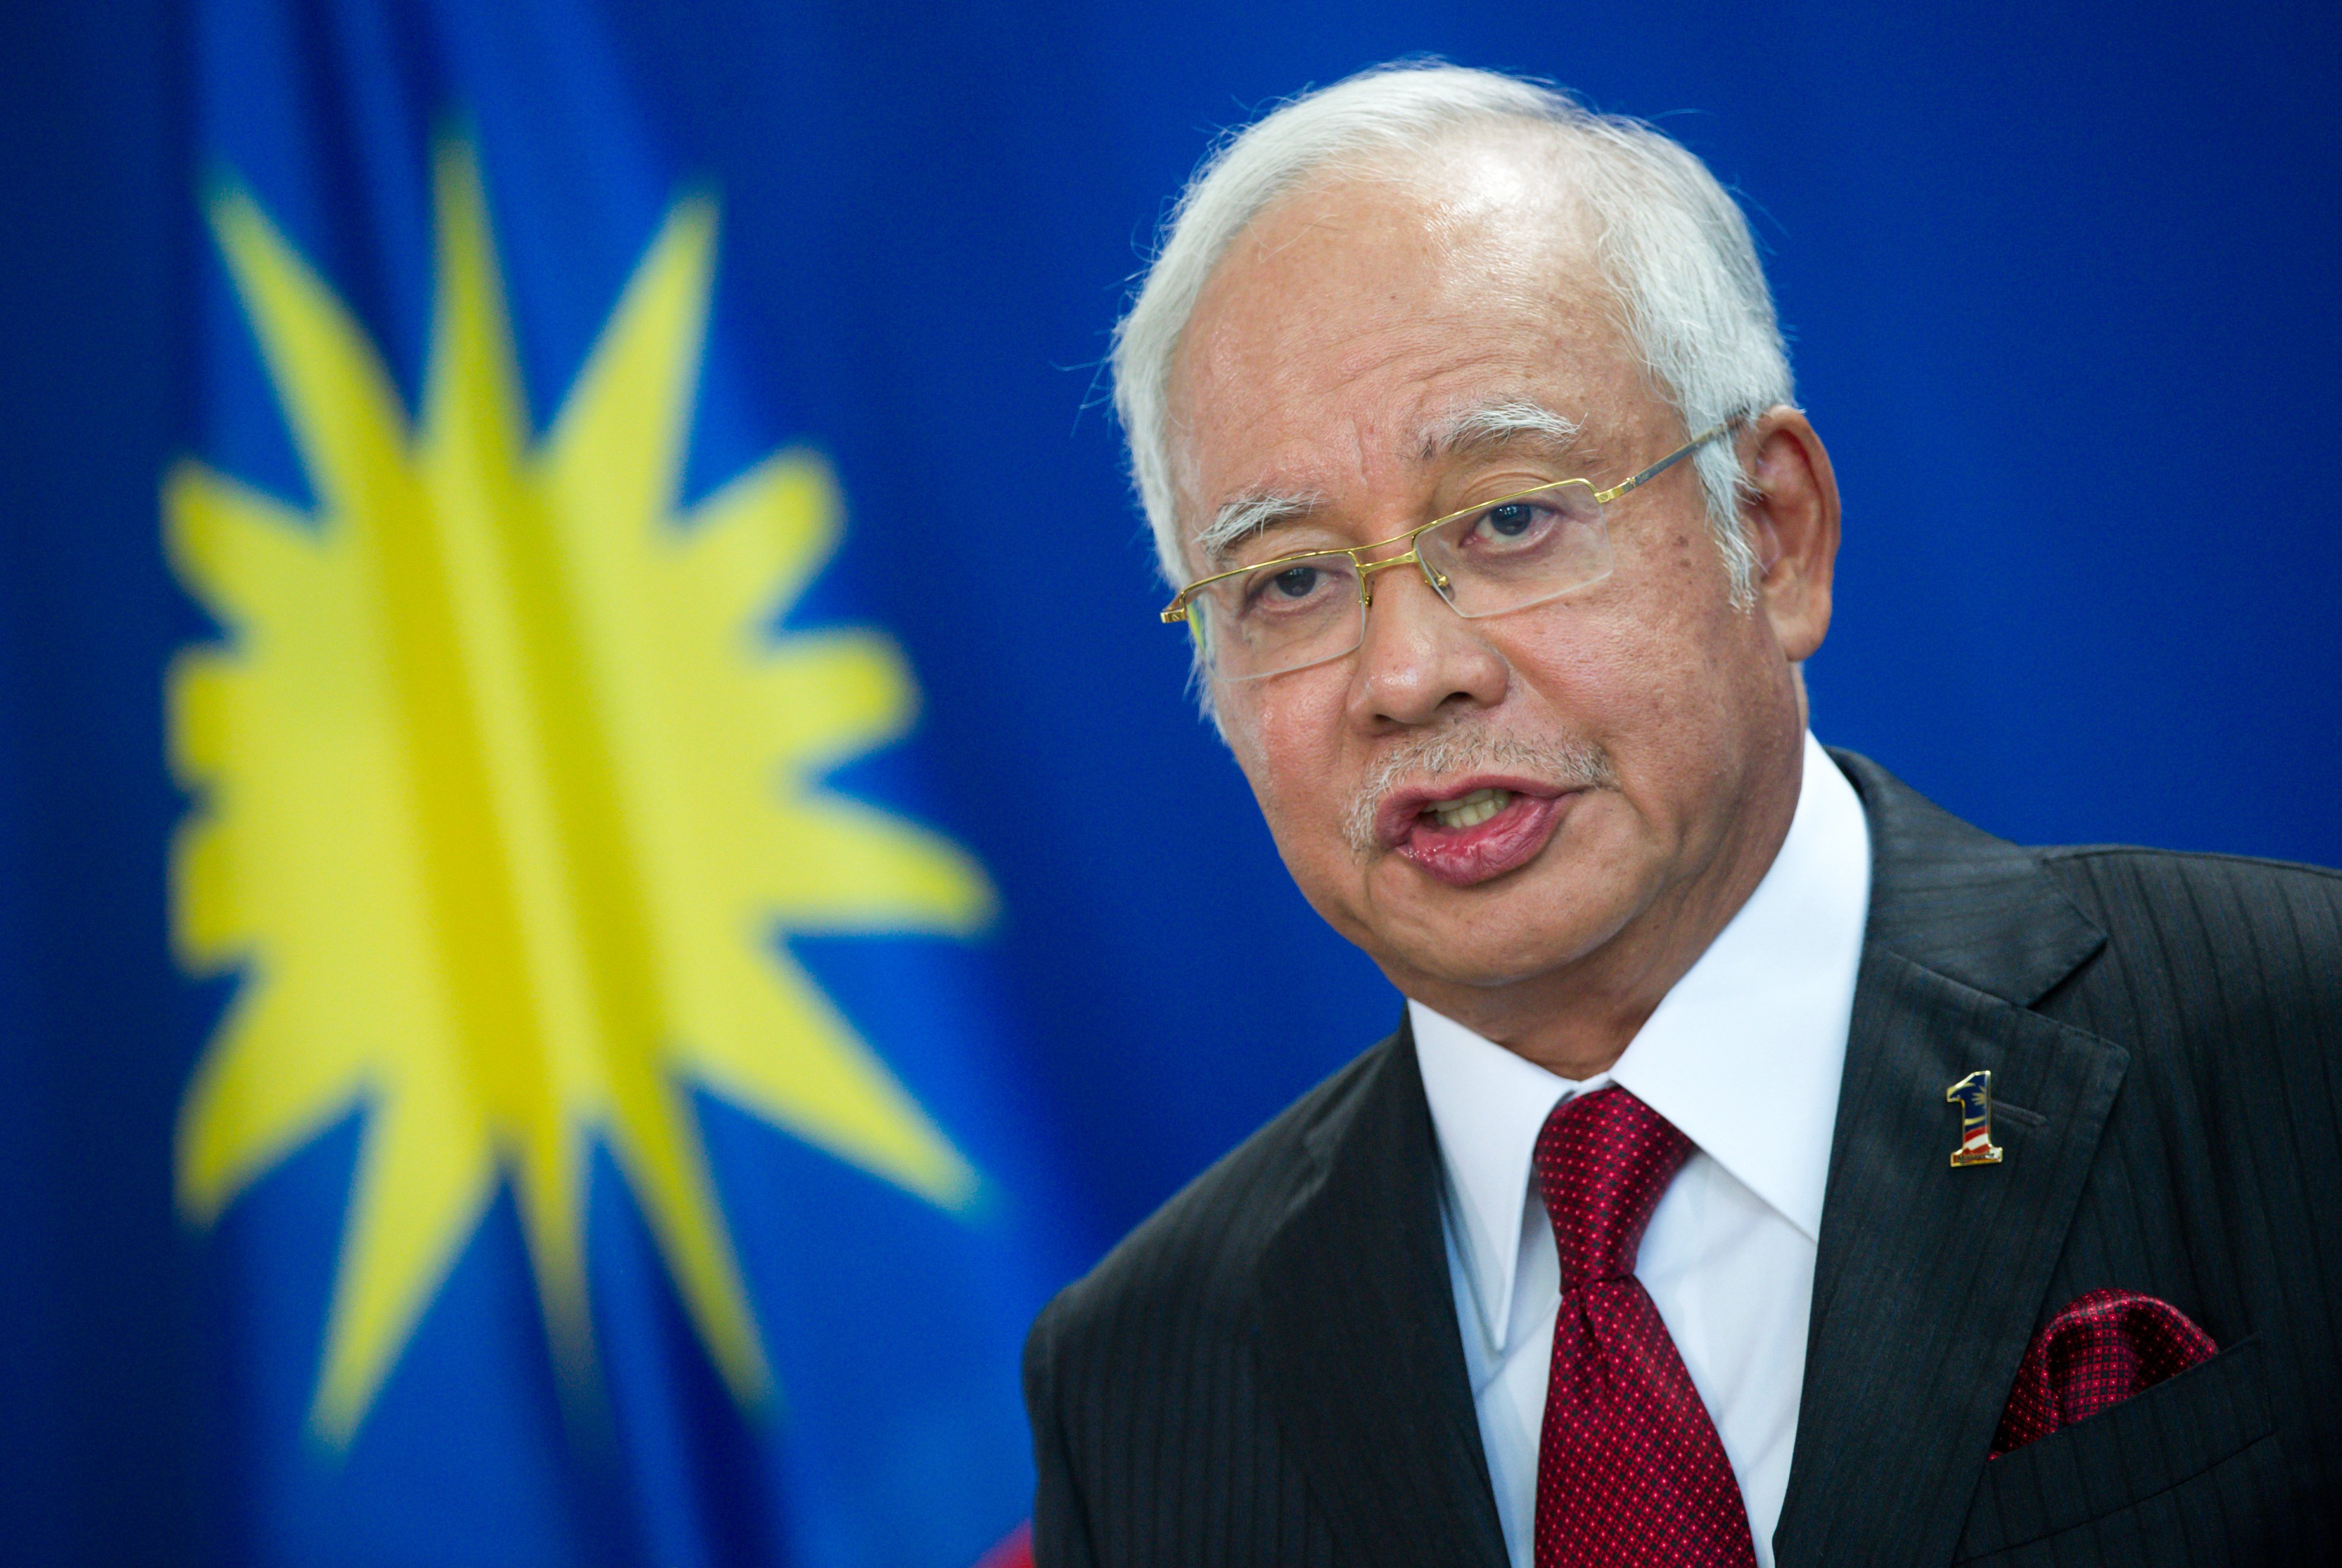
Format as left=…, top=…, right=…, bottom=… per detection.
left=1396, top=792, right=1574, bottom=887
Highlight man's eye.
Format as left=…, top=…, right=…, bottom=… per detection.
left=1237, top=559, right=1342, bottom=617
left=1481, top=502, right=1538, bottom=537
left=1467, top=500, right=1557, bottom=548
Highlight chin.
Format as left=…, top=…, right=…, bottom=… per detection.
left=1369, top=878, right=1633, bottom=992
left=1405, top=929, right=1598, bottom=990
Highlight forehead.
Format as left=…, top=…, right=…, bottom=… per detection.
left=1168, top=141, right=1655, bottom=510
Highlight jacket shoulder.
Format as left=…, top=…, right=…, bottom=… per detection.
left=1027, top=1032, right=1396, bottom=1367
left=2032, top=843, right=2342, bottom=1041
left=1024, top=1039, right=1392, bottom=1568
left=2037, top=843, right=2342, bottom=965
left=2038, top=841, right=2342, bottom=895
left=1830, top=745, right=2340, bottom=1024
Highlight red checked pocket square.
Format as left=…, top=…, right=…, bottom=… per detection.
left=1990, top=1288, right=2219, bottom=1458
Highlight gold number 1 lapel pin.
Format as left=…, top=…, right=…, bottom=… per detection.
left=1946, top=1070, right=2005, bottom=1167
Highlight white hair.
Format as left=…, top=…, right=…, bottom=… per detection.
left=1111, top=61, right=1794, bottom=602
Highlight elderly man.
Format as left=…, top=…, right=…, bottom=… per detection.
left=1022, top=63, right=2341, bottom=1567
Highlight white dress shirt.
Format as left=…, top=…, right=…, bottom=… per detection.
left=1412, top=731, right=1871, bottom=1568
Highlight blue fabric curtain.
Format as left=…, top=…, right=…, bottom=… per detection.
left=0, top=1, right=2335, bottom=1563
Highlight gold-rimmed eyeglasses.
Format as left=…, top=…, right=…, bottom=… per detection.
left=1160, top=423, right=1732, bottom=681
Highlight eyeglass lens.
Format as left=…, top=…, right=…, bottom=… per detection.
left=1191, top=481, right=1613, bottom=681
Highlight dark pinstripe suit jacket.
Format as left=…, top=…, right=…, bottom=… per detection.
left=1023, top=751, right=2342, bottom=1566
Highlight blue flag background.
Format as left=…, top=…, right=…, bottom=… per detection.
left=1, top=2, right=2338, bottom=1564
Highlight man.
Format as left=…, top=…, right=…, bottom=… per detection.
left=1023, top=63, right=2341, bottom=1567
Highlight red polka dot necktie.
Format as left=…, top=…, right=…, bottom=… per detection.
left=1532, top=1087, right=1758, bottom=1568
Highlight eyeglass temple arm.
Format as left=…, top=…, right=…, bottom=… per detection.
left=1592, top=422, right=1732, bottom=505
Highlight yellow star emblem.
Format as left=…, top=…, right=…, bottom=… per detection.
left=166, top=140, right=991, bottom=1444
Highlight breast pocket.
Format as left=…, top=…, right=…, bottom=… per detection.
left=1951, top=1336, right=2285, bottom=1566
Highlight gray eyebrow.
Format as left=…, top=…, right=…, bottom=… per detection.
left=1194, top=489, right=1327, bottom=567
left=1418, top=399, right=1585, bottom=462
left=1188, top=402, right=1583, bottom=572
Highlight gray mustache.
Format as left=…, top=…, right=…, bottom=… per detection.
left=1345, top=728, right=1618, bottom=855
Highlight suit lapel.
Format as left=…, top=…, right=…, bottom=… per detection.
left=1773, top=754, right=2127, bottom=1566
left=1254, top=1022, right=1509, bottom=1568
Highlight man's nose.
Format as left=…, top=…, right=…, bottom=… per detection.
left=1345, top=561, right=1508, bottom=729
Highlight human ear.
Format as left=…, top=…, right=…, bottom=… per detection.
left=1739, top=406, right=1840, bottom=663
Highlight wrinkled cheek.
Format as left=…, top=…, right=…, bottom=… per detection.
left=1215, top=687, right=1283, bottom=801
left=1226, top=686, right=1359, bottom=873
left=1228, top=671, right=1338, bottom=775
left=1508, top=615, right=1664, bottom=742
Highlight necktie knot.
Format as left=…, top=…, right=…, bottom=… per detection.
left=1533, top=1087, right=1691, bottom=1293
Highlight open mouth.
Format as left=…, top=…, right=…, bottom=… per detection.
left=1384, top=779, right=1576, bottom=887
left=1422, top=786, right=1515, bottom=831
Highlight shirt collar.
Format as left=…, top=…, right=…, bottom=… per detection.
left=1412, top=731, right=1871, bottom=1356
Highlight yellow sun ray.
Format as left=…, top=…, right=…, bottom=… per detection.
left=666, top=456, right=840, bottom=632
left=540, top=190, right=714, bottom=537
left=206, top=189, right=412, bottom=530
left=676, top=945, right=977, bottom=1206
left=175, top=981, right=364, bottom=1223
left=600, top=1060, right=770, bottom=1397
left=756, top=635, right=921, bottom=766
left=162, top=466, right=326, bottom=649
left=169, top=137, right=993, bottom=1445
left=756, top=799, right=996, bottom=933
left=315, top=1067, right=498, bottom=1438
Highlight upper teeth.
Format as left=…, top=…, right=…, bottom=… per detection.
left=1426, top=788, right=1512, bottom=830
